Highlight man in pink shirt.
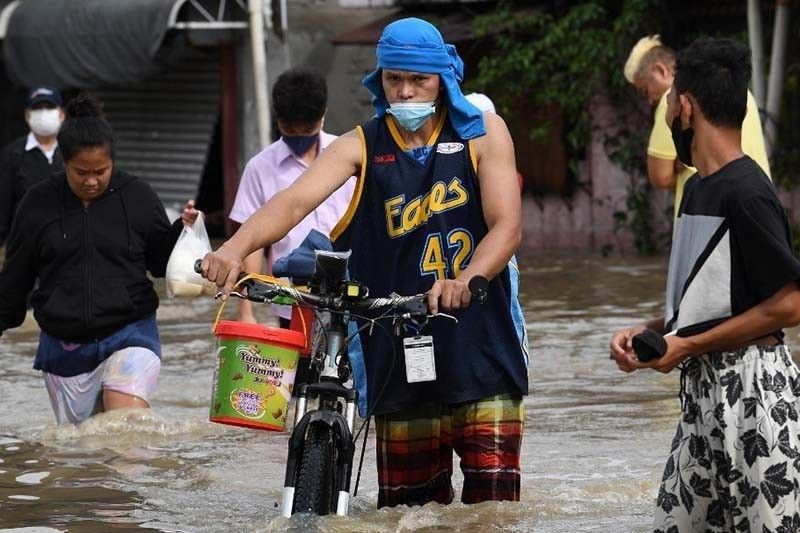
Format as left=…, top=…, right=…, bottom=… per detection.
left=230, top=69, right=355, bottom=329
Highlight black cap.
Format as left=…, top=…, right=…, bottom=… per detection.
left=25, top=86, right=62, bottom=109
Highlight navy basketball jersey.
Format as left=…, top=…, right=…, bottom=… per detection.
left=332, top=111, right=528, bottom=415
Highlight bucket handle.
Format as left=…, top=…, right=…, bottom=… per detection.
left=212, top=273, right=309, bottom=341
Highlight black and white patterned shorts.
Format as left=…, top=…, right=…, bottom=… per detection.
left=655, top=345, right=800, bottom=532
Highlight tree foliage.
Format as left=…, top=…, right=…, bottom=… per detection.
left=470, top=0, right=661, bottom=254
left=471, top=0, right=655, bottom=153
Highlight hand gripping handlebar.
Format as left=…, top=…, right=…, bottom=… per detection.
left=194, top=259, right=489, bottom=313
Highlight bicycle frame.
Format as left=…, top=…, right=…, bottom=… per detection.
left=280, top=251, right=359, bottom=517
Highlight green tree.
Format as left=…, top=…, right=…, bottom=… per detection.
left=471, top=0, right=661, bottom=254
left=472, top=0, right=654, bottom=152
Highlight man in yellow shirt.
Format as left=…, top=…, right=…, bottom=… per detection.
left=624, top=35, right=771, bottom=217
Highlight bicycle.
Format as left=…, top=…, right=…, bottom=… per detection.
left=195, top=252, right=487, bottom=517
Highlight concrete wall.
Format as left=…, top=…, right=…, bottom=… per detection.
left=520, top=92, right=673, bottom=254
left=520, top=89, right=800, bottom=254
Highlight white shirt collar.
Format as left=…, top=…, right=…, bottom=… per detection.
left=25, top=132, right=40, bottom=152
left=25, top=132, right=58, bottom=163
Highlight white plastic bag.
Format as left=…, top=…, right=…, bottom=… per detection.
left=165, top=212, right=216, bottom=297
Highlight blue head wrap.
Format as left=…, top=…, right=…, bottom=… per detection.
left=362, top=18, right=486, bottom=140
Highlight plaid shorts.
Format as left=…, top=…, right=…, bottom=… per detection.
left=375, top=393, right=524, bottom=508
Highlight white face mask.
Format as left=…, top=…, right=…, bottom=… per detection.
left=386, top=101, right=436, bottom=132
left=27, top=109, right=62, bottom=137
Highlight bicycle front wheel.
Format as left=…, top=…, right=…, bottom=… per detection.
left=292, top=422, right=337, bottom=515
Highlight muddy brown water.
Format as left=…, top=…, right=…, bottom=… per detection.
left=2, top=253, right=797, bottom=532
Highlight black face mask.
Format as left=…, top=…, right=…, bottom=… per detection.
left=670, top=115, right=694, bottom=168
left=282, top=133, right=319, bottom=157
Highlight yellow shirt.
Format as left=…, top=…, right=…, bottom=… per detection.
left=647, top=90, right=771, bottom=218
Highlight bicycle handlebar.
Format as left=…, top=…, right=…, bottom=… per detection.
left=193, top=258, right=488, bottom=315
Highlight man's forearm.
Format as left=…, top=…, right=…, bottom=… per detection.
left=644, top=316, right=666, bottom=334
left=647, top=155, right=677, bottom=189
left=460, top=219, right=520, bottom=281
left=223, top=189, right=307, bottom=259
left=684, top=283, right=800, bottom=355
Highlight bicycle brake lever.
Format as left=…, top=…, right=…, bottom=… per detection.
left=404, top=300, right=428, bottom=315
left=428, top=312, right=457, bottom=323
left=232, top=280, right=275, bottom=303
left=214, top=289, right=270, bottom=302
left=215, top=291, right=247, bottom=300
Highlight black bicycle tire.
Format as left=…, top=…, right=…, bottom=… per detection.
left=292, top=422, right=337, bottom=515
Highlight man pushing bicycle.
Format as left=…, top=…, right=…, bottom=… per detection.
left=199, top=17, right=528, bottom=508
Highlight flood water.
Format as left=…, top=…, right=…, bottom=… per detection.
left=3, top=254, right=797, bottom=532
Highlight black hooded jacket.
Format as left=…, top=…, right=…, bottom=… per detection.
left=0, top=170, right=182, bottom=342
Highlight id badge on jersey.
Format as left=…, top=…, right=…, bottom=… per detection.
left=403, top=335, right=436, bottom=383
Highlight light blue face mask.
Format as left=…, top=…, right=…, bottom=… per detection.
left=386, top=102, right=436, bottom=132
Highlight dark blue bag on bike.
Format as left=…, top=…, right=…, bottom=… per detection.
left=272, top=229, right=333, bottom=280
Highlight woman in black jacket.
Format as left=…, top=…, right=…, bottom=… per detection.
left=0, top=94, right=197, bottom=424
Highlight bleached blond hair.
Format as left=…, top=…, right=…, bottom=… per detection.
left=624, top=35, right=664, bottom=83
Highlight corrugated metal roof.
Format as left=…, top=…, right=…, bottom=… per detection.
left=97, top=50, right=221, bottom=207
